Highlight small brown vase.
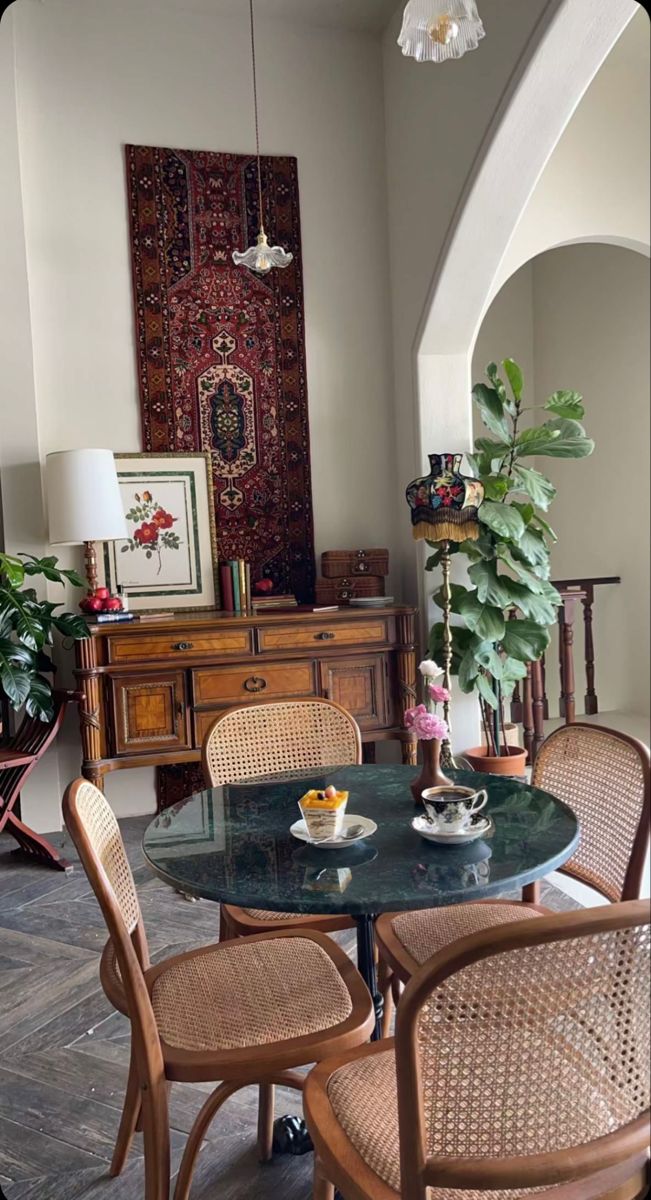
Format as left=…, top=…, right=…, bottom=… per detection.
left=410, top=738, right=454, bottom=805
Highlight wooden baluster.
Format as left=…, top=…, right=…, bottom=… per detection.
left=531, top=659, right=545, bottom=763
left=522, top=663, right=534, bottom=763
left=582, top=584, right=598, bottom=714
left=557, top=606, right=566, bottom=718
left=541, top=653, right=549, bottom=719
left=561, top=597, right=577, bottom=724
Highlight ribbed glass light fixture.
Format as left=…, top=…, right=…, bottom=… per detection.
left=232, top=0, right=293, bottom=275
left=398, top=0, right=485, bottom=63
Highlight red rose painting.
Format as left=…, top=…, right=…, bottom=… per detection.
left=125, top=493, right=181, bottom=574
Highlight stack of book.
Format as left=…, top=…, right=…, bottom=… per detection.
left=219, top=560, right=251, bottom=612
left=251, top=594, right=298, bottom=612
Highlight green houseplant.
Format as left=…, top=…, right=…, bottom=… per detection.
left=428, top=358, right=594, bottom=767
left=0, top=551, right=88, bottom=722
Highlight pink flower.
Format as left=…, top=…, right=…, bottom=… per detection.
left=428, top=684, right=450, bottom=705
left=404, top=706, right=448, bottom=741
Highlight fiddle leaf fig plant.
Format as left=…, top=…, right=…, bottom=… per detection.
left=0, top=552, right=88, bottom=721
left=429, top=359, right=594, bottom=756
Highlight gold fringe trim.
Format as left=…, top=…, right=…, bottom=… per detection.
left=412, top=521, right=480, bottom=543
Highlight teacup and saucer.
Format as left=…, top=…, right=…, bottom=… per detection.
left=413, top=785, right=492, bottom=845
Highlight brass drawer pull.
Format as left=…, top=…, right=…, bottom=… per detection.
left=244, top=676, right=267, bottom=693
left=316, top=632, right=336, bottom=641
left=172, top=642, right=194, bottom=652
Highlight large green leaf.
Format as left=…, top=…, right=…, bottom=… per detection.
left=0, top=590, right=45, bottom=650
left=472, top=384, right=510, bottom=441
left=496, top=546, right=548, bottom=594
left=52, top=611, right=89, bottom=640
left=480, top=475, right=510, bottom=502
left=474, top=436, right=511, bottom=461
left=476, top=672, right=498, bottom=709
left=511, top=465, right=556, bottom=511
left=25, top=673, right=55, bottom=721
left=468, top=561, right=513, bottom=608
left=544, top=390, right=585, bottom=420
left=0, top=663, right=31, bottom=707
left=428, top=623, right=475, bottom=673
left=535, top=418, right=594, bottom=459
left=531, top=513, right=557, bottom=542
left=510, top=544, right=550, bottom=580
left=474, top=641, right=504, bottom=679
left=510, top=500, right=534, bottom=525
left=501, top=619, right=551, bottom=662
left=0, top=554, right=25, bottom=588
left=514, top=425, right=561, bottom=457
left=505, top=581, right=558, bottom=625
left=503, top=358, right=524, bottom=403
left=458, top=646, right=480, bottom=693
left=479, top=500, right=525, bottom=541
left=432, top=583, right=471, bottom=614
left=458, top=591, right=506, bottom=641
left=486, top=362, right=514, bottom=415
left=514, top=526, right=550, bottom=570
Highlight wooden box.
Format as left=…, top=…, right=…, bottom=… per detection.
left=321, top=549, right=389, bottom=578
left=315, top=576, right=385, bottom=605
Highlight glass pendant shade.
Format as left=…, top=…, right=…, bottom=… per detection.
left=232, top=229, right=293, bottom=276
left=398, top=0, right=485, bottom=63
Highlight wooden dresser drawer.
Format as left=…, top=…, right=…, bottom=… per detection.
left=108, top=628, right=253, bottom=665
left=193, top=660, right=318, bottom=708
left=258, top=619, right=388, bottom=654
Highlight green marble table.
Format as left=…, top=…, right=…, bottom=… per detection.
left=143, top=763, right=579, bottom=1045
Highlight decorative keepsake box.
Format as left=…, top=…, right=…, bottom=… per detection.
left=321, top=549, right=389, bottom=578
left=315, top=575, right=385, bottom=605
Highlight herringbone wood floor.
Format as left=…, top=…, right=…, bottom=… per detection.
left=0, top=818, right=576, bottom=1200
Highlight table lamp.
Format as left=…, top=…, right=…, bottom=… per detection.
left=46, top=449, right=127, bottom=596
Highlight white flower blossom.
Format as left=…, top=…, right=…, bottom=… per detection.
left=418, top=658, right=444, bottom=678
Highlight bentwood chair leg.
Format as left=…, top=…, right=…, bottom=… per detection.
left=110, top=1051, right=141, bottom=1176
left=257, top=1083, right=275, bottom=1163
left=174, top=1081, right=243, bottom=1200
left=314, top=1157, right=335, bottom=1200
left=141, top=1079, right=171, bottom=1200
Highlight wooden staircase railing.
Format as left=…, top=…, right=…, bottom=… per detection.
left=510, top=577, right=621, bottom=764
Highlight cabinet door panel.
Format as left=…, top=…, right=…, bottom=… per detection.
left=112, top=673, right=190, bottom=754
left=320, top=655, right=388, bottom=730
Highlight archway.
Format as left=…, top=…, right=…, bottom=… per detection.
left=412, top=0, right=640, bottom=752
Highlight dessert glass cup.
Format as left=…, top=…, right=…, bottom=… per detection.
left=298, top=790, right=349, bottom=842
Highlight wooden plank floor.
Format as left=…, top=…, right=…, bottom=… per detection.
left=0, top=818, right=577, bottom=1200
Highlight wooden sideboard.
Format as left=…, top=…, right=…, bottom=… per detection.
left=74, top=605, right=418, bottom=787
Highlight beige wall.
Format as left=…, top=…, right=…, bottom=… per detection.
left=533, top=243, right=650, bottom=719
left=1, top=0, right=397, bottom=826
left=495, top=9, right=650, bottom=297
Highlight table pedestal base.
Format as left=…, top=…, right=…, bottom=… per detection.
left=272, top=911, right=383, bottom=1158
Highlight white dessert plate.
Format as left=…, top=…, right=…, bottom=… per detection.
left=290, top=814, right=377, bottom=848
left=412, top=814, right=493, bottom=845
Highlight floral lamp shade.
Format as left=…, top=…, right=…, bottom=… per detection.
left=406, top=452, right=484, bottom=542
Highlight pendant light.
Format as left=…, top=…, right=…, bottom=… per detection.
left=232, top=0, right=293, bottom=275
left=398, top=0, right=485, bottom=63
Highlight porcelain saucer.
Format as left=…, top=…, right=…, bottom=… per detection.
left=290, top=814, right=377, bottom=848
left=412, top=814, right=494, bottom=845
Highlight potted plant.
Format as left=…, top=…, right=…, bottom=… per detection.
left=428, top=358, right=594, bottom=773
left=0, top=551, right=88, bottom=722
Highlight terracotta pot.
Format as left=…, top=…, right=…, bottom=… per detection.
left=410, top=738, right=454, bottom=804
left=463, top=745, right=528, bottom=776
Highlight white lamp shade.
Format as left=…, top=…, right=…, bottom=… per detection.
left=46, top=449, right=128, bottom=545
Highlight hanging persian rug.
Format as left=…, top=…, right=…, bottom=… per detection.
left=126, top=145, right=315, bottom=601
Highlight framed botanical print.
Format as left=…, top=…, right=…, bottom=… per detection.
left=98, top=453, right=218, bottom=611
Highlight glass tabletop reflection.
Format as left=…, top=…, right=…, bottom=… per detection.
left=142, top=764, right=579, bottom=916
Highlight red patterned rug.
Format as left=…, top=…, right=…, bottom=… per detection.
left=126, top=145, right=315, bottom=601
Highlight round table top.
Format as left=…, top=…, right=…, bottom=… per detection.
left=142, top=764, right=579, bottom=916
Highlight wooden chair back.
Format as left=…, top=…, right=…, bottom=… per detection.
left=394, top=900, right=651, bottom=1200
left=201, top=697, right=362, bottom=786
left=532, top=723, right=650, bottom=901
left=63, top=778, right=170, bottom=1193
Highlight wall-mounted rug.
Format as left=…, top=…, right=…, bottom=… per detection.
left=126, top=144, right=315, bottom=602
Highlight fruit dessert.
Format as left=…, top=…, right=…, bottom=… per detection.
left=299, top=784, right=349, bottom=842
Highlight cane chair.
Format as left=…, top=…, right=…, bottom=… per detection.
left=306, top=900, right=651, bottom=1200
left=376, top=724, right=650, bottom=1031
left=63, top=778, right=374, bottom=1200
left=202, top=698, right=362, bottom=940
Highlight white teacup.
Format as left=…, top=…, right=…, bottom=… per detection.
left=421, top=785, right=488, bottom=833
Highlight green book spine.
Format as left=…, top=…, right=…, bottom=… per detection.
left=229, top=560, right=241, bottom=611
